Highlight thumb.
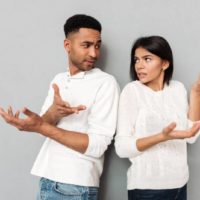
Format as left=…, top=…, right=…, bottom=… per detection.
left=22, top=107, right=36, bottom=117
left=197, top=74, right=200, bottom=84
left=163, top=122, right=177, bottom=134
left=52, top=83, right=62, bottom=99
left=191, top=122, right=200, bottom=131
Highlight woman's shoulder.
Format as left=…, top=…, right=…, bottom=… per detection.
left=122, top=80, right=140, bottom=90
left=120, top=81, right=140, bottom=97
left=168, top=80, right=186, bottom=90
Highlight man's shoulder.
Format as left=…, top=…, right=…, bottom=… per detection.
left=48, top=72, right=68, bottom=84
left=53, top=72, right=67, bottom=80
left=91, top=68, right=117, bottom=83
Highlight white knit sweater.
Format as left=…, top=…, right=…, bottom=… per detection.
left=115, top=80, right=200, bottom=190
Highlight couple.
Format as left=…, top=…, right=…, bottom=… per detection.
left=0, top=14, right=200, bottom=200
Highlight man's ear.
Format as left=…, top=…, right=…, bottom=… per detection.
left=64, top=38, right=70, bottom=53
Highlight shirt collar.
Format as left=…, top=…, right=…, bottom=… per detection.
left=66, top=67, right=86, bottom=79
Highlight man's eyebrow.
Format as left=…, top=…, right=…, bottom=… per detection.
left=81, top=39, right=102, bottom=44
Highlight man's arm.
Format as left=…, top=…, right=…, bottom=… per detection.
left=0, top=78, right=120, bottom=157
left=0, top=106, right=89, bottom=153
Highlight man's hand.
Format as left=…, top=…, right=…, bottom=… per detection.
left=42, top=83, right=86, bottom=124
left=0, top=106, right=44, bottom=132
left=0, top=106, right=89, bottom=153
left=162, top=122, right=200, bottom=140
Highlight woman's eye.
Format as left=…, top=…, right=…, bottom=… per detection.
left=134, top=59, right=139, bottom=63
left=145, top=58, right=151, bottom=62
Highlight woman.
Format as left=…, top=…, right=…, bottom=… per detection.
left=115, top=36, right=200, bottom=200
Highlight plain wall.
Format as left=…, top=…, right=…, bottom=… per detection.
left=0, top=0, right=200, bottom=199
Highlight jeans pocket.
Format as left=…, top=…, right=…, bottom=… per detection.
left=38, top=178, right=54, bottom=200
left=54, top=182, right=84, bottom=196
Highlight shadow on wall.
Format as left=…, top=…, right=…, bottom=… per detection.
left=99, top=142, right=131, bottom=200
left=96, top=44, right=108, bottom=72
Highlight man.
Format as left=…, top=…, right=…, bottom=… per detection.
left=0, top=14, right=119, bottom=200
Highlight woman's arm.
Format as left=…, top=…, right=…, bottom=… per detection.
left=137, top=122, right=200, bottom=151
left=188, top=75, right=200, bottom=121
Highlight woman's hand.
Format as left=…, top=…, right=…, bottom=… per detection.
left=162, top=122, right=200, bottom=140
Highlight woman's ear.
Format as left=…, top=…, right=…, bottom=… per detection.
left=162, top=60, right=170, bottom=71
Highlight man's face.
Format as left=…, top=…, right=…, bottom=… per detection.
left=64, top=28, right=101, bottom=74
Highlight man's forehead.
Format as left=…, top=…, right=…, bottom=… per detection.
left=69, top=28, right=101, bottom=41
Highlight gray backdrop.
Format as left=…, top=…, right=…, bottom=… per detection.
left=0, top=0, right=200, bottom=199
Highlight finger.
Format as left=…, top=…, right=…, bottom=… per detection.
left=1, top=111, right=16, bottom=124
left=22, top=107, right=36, bottom=117
left=0, top=107, right=6, bottom=115
left=57, top=107, right=74, bottom=115
left=198, top=74, right=200, bottom=82
left=8, top=106, right=14, bottom=116
left=0, top=108, right=24, bottom=129
left=57, top=105, right=71, bottom=111
left=15, top=110, right=20, bottom=118
left=77, top=105, right=87, bottom=111
left=70, top=105, right=86, bottom=114
left=73, top=105, right=86, bottom=114
left=0, top=111, right=10, bottom=122
left=65, top=106, right=86, bottom=114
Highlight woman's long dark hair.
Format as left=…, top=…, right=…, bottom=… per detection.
left=130, top=36, right=173, bottom=85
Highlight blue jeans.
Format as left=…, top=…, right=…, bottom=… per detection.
left=37, top=178, right=98, bottom=200
left=128, top=184, right=187, bottom=200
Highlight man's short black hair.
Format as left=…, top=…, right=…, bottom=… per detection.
left=64, top=14, right=102, bottom=38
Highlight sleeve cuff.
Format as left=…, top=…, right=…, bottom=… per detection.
left=115, top=136, right=143, bottom=158
left=84, top=133, right=112, bottom=158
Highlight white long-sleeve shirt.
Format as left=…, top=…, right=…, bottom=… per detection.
left=115, top=80, right=200, bottom=190
left=31, top=67, right=120, bottom=187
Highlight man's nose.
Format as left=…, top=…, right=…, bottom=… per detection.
left=89, top=47, right=98, bottom=58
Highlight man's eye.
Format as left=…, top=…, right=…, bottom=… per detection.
left=82, top=43, right=90, bottom=48
left=95, top=44, right=101, bottom=49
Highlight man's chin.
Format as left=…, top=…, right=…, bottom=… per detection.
left=82, top=65, right=95, bottom=71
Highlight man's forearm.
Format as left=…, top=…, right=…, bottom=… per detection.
left=39, top=122, right=89, bottom=153
left=42, top=106, right=61, bottom=125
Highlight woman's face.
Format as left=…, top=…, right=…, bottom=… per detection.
left=134, top=47, right=169, bottom=90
